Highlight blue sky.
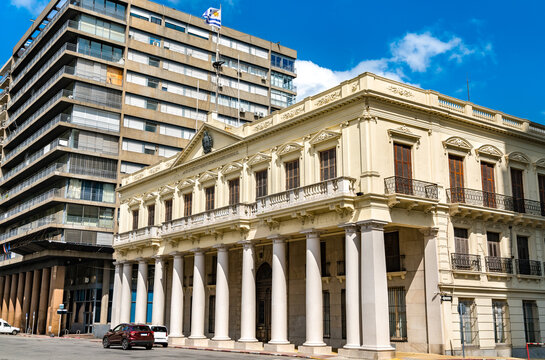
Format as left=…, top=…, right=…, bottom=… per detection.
left=3, top=0, right=544, bottom=124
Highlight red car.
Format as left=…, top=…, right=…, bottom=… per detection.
left=103, top=323, right=154, bottom=350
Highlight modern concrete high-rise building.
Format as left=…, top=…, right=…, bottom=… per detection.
left=0, top=0, right=296, bottom=335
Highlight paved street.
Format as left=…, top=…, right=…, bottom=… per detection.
left=0, top=335, right=305, bottom=360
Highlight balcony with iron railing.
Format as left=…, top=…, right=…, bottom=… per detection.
left=451, top=253, right=481, bottom=272
left=485, top=256, right=513, bottom=274
left=384, top=176, right=438, bottom=200
left=516, top=259, right=543, bottom=277
left=446, top=188, right=545, bottom=217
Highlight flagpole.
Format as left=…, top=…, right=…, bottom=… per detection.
left=214, top=4, right=221, bottom=113
left=196, top=79, right=200, bottom=126
left=237, top=54, right=240, bottom=127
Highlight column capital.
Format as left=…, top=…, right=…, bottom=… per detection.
left=190, top=248, right=205, bottom=254
left=338, top=223, right=358, bottom=233
left=300, top=228, right=323, bottom=237
left=267, top=234, right=287, bottom=243
left=112, top=261, right=125, bottom=266
left=357, top=219, right=388, bottom=231
left=169, top=251, right=184, bottom=258
left=419, top=227, right=439, bottom=238
left=213, top=243, right=230, bottom=251
left=237, top=240, right=256, bottom=249
left=135, top=257, right=148, bottom=264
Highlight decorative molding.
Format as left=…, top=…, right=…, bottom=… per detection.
left=387, top=85, right=414, bottom=98
left=387, top=126, right=421, bottom=147
left=198, top=171, right=218, bottom=184
left=309, top=129, right=341, bottom=146
left=247, top=152, right=271, bottom=167
left=442, top=136, right=473, bottom=153
left=314, top=90, right=341, bottom=107
left=143, top=192, right=158, bottom=203
left=220, top=162, right=243, bottom=175
left=350, top=81, right=359, bottom=93
left=506, top=151, right=531, bottom=166
left=476, top=144, right=503, bottom=161
left=276, top=142, right=303, bottom=156
left=253, top=120, right=273, bottom=132
left=280, top=106, right=304, bottom=121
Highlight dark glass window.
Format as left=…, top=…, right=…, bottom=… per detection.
left=205, top=187, right=214, bottom=211
left=184, top=193, right=192, bottom=217
left=164, top=199, right=173, bottom=222
left=132, top=209, right=139, bottom=230
left=323, top=291, right=330, bottom=338
left=385, top=232, right=401, bottom=272
left=255, top=170, right=267, bottom=198
left=147, top=204, right=155, bottom=226
left=228, top=179, right=240, bottom=205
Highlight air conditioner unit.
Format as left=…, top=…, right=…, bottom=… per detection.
left=253, top=111, right=260, bottom=117
left=237, top=70, right=242, bottom=76
left=239, top=108, right=245, bottom=114
left=164, top=44, right=169, bottom=49
left=259, top=112, right=265, bottom=118
left=261, top=75, right=267, bottom=82
left=218, top=85, right=223, bottom=91
left=128, top=33, right=133, bottom=39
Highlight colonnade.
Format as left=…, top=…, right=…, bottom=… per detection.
left=112, top=220, right=393, bottom=356
left=0, top=265, right=65, bottom=335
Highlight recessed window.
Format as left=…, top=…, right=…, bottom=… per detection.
left=319, top=148, right=336, bottom=181
left=228, top=178, right=240, bottom=205
left=150, top=16, right=162, bottom=25
left=523, top=300, right=540, bottom=343
left=132, top=209, right=139, bottom=230
left=144, top=122, right=157, bottom=133
left=388, top=287, right=407, bottom=341
left=148, top=56, right=160, bottom=67
left=205, top=187, right=214, bottom=211
left=285, top=159, right=299, bottom=190
left=147, top=204, right=155, bottom=226
left=164, top=199, right=172, bottom=222
left=184, top=193, right=192, bottom=217
left=147, top=78, right=159, bottom=89
left=493, top=300, right=509, bottom=343
left=255, top=170, right=267, bottom=198
left=146, top=100, right=158, bottom=111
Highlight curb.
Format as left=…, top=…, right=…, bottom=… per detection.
left=172, top=345, right=334, bottom=359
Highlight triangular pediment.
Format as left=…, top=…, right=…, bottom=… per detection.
left=171, top=122, right=243, bottom=168
left=128, top=197, right=142, bottom=208
left=198, top=171, right=218, bottom=184
left=534, top=158, right=545, bottom=170
left=177, top=178, right=195, bottom=190
left=309, top=130, right=341, bottom=146
left=221, top=162, right=243, bottom=175
left=159, top=185, right=176, bottom=197
left=144, top=192, right=158, bottom=203
left=247, top=152, right=271, bottom=166
left=276, top=142, right=303, bottom=156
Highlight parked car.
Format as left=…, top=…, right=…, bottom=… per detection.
left=0, top=319, right=19, bottom=335
left=150, top=325, right=168, bottom=347
left=102, top=323, right=154, bottom=350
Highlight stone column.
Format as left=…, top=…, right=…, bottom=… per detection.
left=120, top=262, right=133, bottom=324
left=8, top=273, right=18, bottom=325
left=342, top=224, right=361, bottom=349
left=420, top=227, right=444, bottom=354
left=151, top=256, right=165, bottom=325
left=111, top=262, right=123, bottom=326
left=211, top=245, right=233, bottom=347
left=14, top=273, right=25, bottom=329
left=264, top=236, right=294, bottom=352
left=37, top=267, right=50, bottom=334
left=188, top=250, right=207, bottom=346
left=29, top=269, right=41, bottom=334
left=299, top=230, right=330, bottom=355
left=135, top=259, right=148, bottom=323
left=46, top=266, right=65, bottom=336
left=100, top=262, right=111, bottom=324
left=236, top=241, right=262, bottom=350
left=359, top=220, right=394, bottom=357
left=169, top=252, right=184, bottom=345
left=22, top=271, right=33, bottom=330
left=1, top=274, right=10, bottom=320
left=0, top=276, right=4, bottom=316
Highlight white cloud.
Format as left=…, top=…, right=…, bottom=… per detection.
left=295, top=31, right=485, bottom=100
left=10, top=0, right=48, bottom=16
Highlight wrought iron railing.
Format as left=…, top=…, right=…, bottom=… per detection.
left=384, top=176, right=438, bottom=200
left=485, top=256, right=513, bottom=274
left=516, top=259, right=542, bottom=276
left=451, top=253, right=481, bottom=271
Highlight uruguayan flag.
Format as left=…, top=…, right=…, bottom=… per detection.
left=202, top=7, right=221, bottom=28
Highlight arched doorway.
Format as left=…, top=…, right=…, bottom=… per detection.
left=256, top=262, right=272, bottom=343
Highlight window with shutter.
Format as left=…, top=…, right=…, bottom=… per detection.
left=481, top=162, right=496, bottom=208
left=511, top=168, right=525, bottom=213
left=449, top=155, right=465, bottom=202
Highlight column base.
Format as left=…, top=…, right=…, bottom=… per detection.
left=263, top=343, right=296, bottom=353
left=235, top=341, right=264, bottom=350
left=297, top=345, right=333, bottom=355
left=168, top=336, right=186, bottom=346
left=350, top=348, right=395, bottom=360
left=208, top=339, right=235, bottom=349
left=185, top=338, right=210, bottom=347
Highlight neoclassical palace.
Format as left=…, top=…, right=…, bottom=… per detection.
left=112, top=72, right=545, bottom=358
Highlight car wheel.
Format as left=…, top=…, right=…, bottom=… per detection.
left=162, top=343, right=168, bottom=348
left=102, top=338, right=110, bottom=348
left=11, top=330, right=17, bottom=335
left=121, top=338, right=131, bottom=350
left=145, top=345, right=153, bottom=350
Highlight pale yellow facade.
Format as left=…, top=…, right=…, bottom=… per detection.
left=113, top=72, right=545, bottom=358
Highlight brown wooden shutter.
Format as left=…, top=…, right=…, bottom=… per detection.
left=481, top=162, right=496, bottom=208
left=511, top=168, right=525, bottom=212
left=539, top=174, right=545, bottom=215
left=449, top=155, right=465, bottom=202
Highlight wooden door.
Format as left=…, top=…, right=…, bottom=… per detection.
left=511, top=168, right=525, bottom=212
left=449, top=156, right=465, bottom=202
left=394, top=143, right=412, bottom=194
left=481, top=162, right=496, bottom=208
left=255, top=263, right=272, bottom=343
